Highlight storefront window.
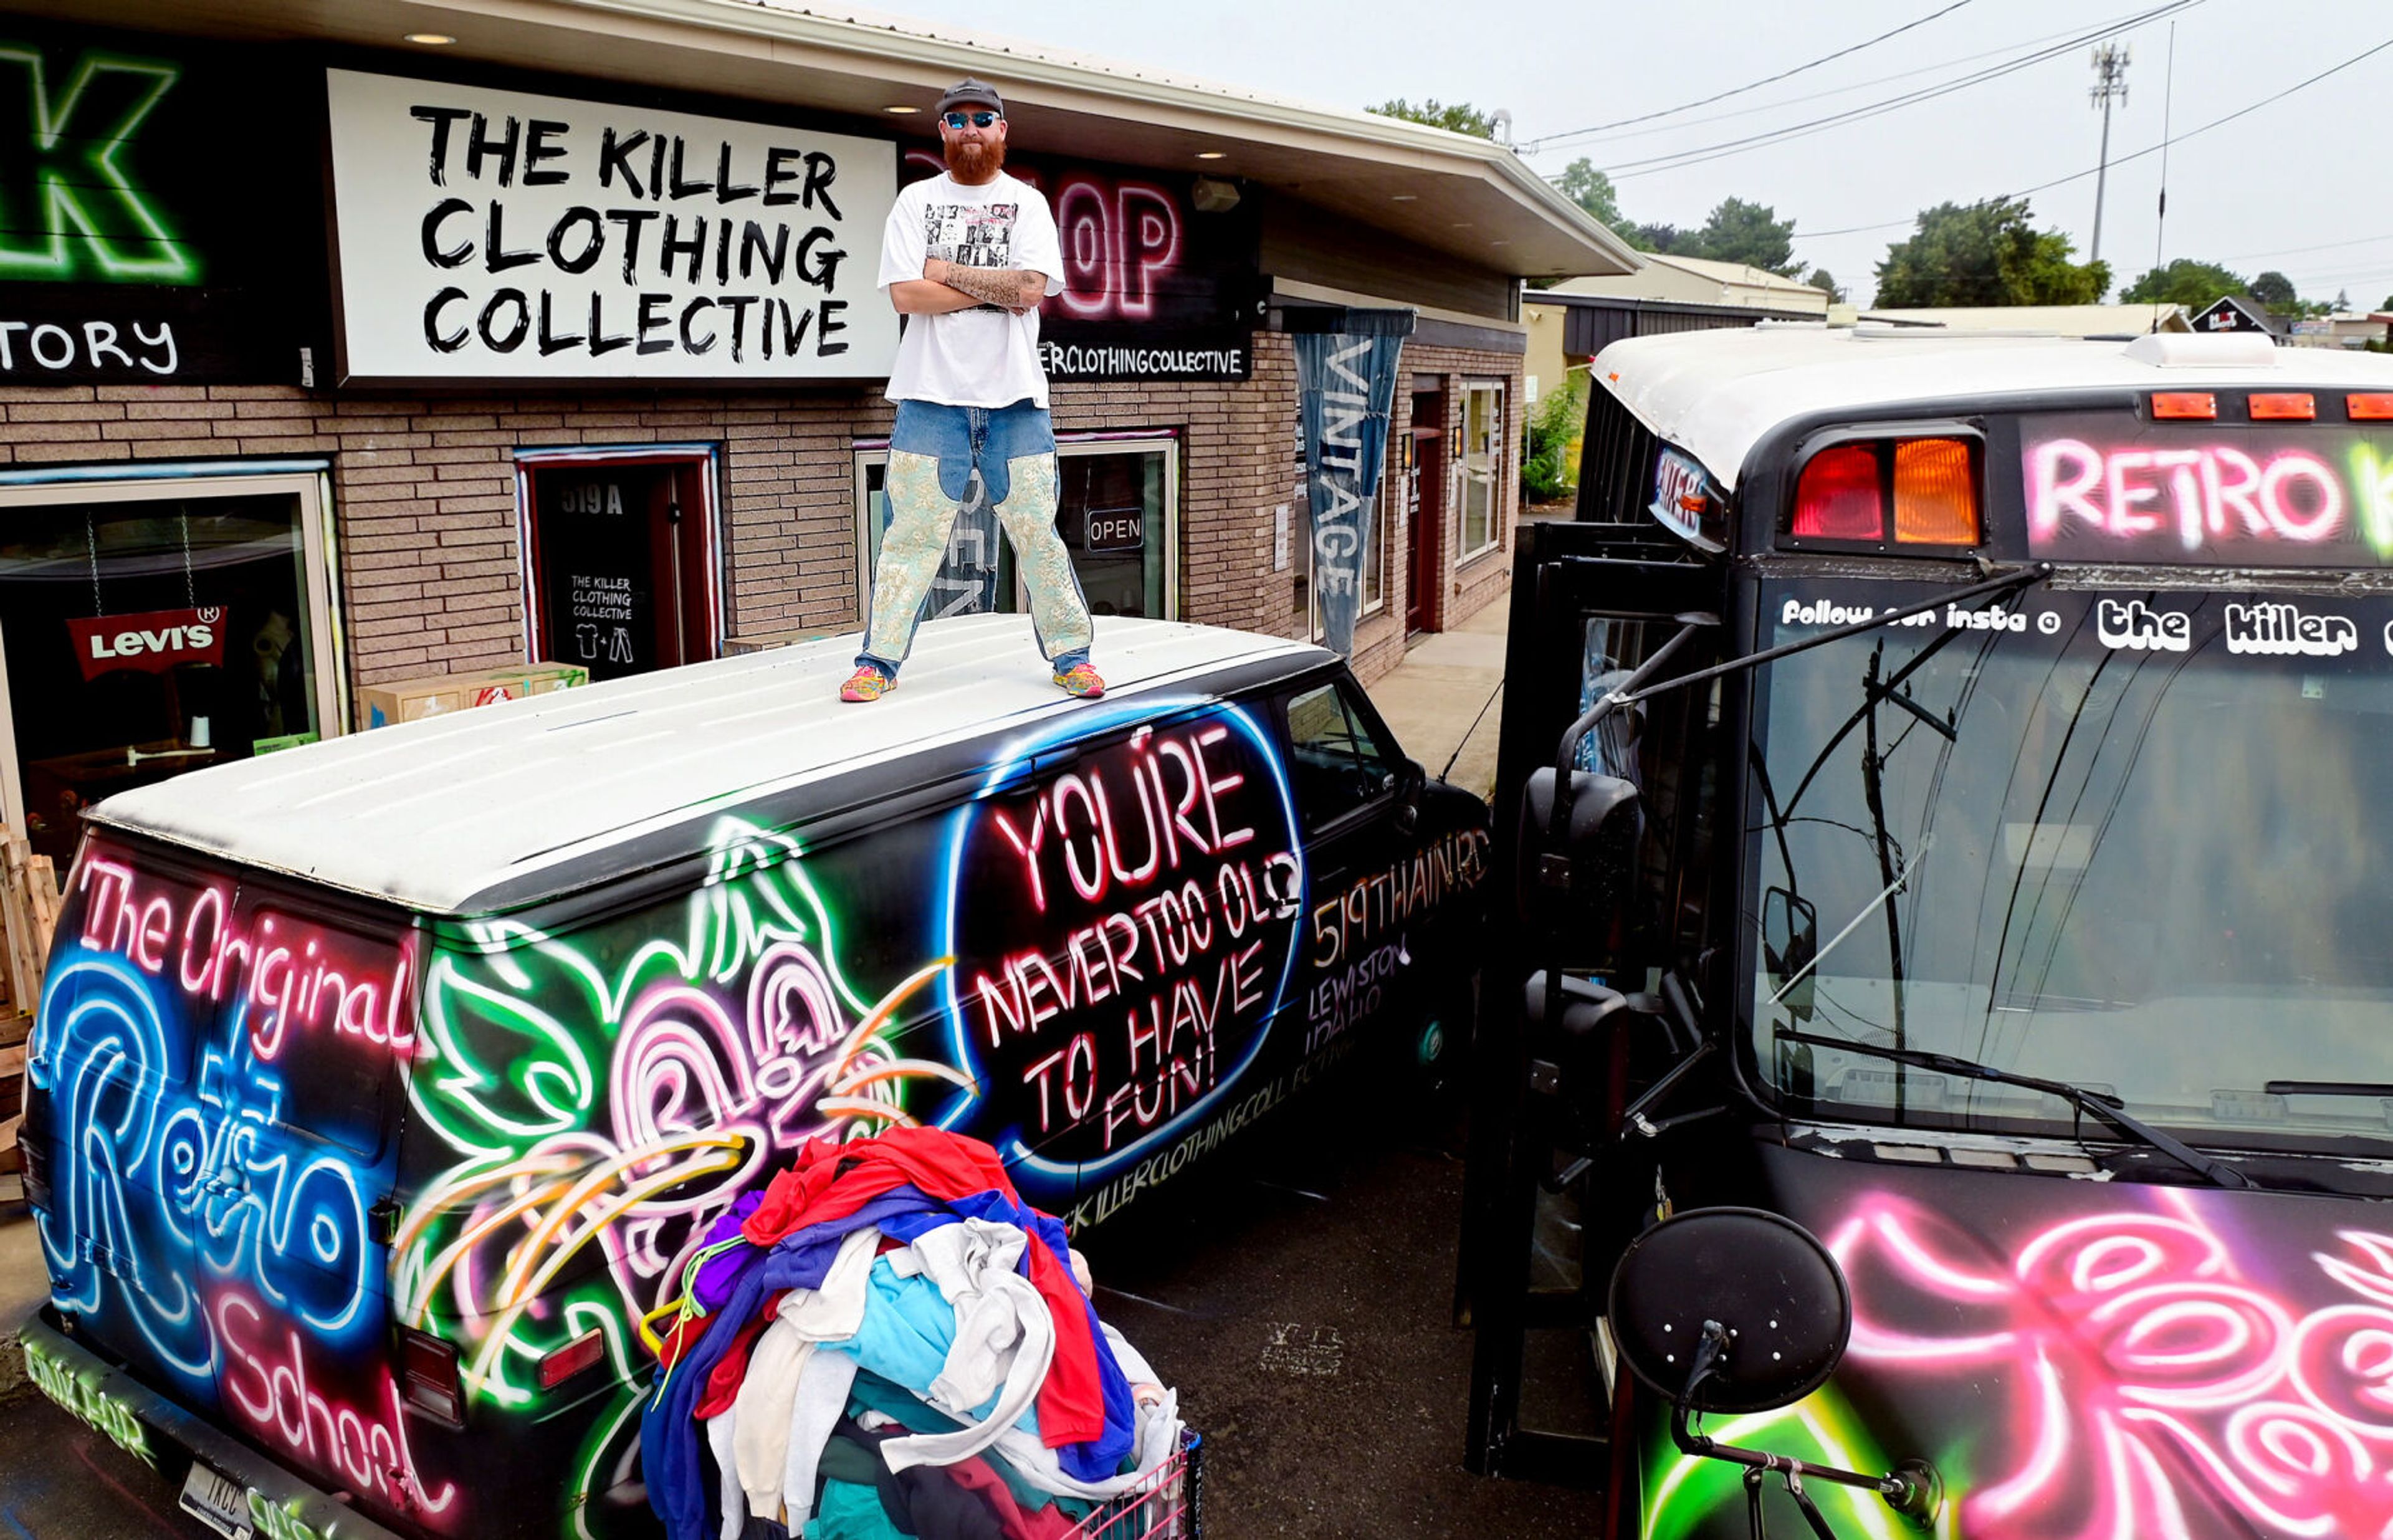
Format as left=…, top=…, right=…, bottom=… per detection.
left=1461, top=382, right=1504, bottom=558
left=0, top=473, right=338, bottom=865
left=1295, top=482, right=1388, bottom=641
left=854, top=433, right=1178, bottom=623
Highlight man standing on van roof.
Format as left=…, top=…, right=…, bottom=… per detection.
left=843, top=78, right=1104, bottom=704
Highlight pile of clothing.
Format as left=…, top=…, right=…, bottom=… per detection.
left=642, top=1126, right=1183, bottom=1540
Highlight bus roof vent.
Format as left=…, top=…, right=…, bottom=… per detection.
left=2122, top=332, right=2278, bottom=369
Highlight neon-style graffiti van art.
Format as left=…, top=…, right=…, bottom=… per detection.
left=20, top=616, right=1488, bottom=1540
left=1464, top=327, right=2393, bottom=1537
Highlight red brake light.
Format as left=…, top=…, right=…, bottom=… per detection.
left=538, top=1328, right=607, bottom=1390
left=398, top=1326, right=464, bottom=1425
left=1892, top=438, right=1979, bottom=544
left=2349, top=393, right=2393, bottom=421
left=2152, top=391, right=2217, bottom=420
left=2250, top=392, right=2316, bottom=421
left=1792, top=444, right=1883, bottom=540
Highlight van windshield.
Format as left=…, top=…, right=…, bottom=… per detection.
left=1749, top=580, right=2393, bottom=1144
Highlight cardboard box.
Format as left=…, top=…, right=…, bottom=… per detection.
left=360, top=661, right=589, bottom=728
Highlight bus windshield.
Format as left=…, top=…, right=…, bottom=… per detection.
left=1749, top=580, right=2393, bottom=1144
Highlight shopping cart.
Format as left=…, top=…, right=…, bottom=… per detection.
left=1058, top=1430, right=1203, bottom=1539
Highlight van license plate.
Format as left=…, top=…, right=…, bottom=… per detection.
left=178, top=1461, right=252, bottom=1539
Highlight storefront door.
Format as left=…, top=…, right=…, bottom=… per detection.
left=0, top=471, right=341, bottom=866
left=1408, top=396, right=1446, bottom=635
left=519, top=452, right=719, bottom=682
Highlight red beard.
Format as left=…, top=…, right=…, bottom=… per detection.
left=943, top=136, right=1004, bottom=182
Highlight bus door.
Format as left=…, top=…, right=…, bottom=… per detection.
left=1462, top=517, right=1728, bottom=1488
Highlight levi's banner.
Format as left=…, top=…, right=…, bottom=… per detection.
left=1295, top=311, right=1411, bottom=657
left=2022, top=413, right=2393, bottom=566
left=323, top=70, right=899, bottom=382
left=65, top=608, right=226, bottom=679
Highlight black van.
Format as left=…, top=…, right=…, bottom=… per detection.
left=19, top=614, right=1488, bottom=1540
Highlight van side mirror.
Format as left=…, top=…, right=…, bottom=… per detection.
left=1762, top=887, right=1818, bottom=1024
left=1516, top=767, right=1640, bottom=929
left=1609, top=1208, right=1941, bottom=1534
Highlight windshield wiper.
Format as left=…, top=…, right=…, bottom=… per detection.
left=2266, top=1080, right=2393, bottom=1099
left=1780, top=1028, right=2252, bottom=1189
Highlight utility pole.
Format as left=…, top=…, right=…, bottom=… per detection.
left=2089, top=42, right=2130, bottom=265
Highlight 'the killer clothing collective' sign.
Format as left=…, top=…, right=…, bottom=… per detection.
left=900, top=150, right=1260, bottom=381
left=324, top=70, right=899, bottom=382
left=0, top=26, right=318, bottom=384
left=2023, top=414, right=2393, bottom=567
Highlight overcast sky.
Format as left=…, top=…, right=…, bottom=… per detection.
left=864, top=0, right=2393, bottom=309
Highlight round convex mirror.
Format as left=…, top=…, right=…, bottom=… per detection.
left=1607, top=1207, right=1851, bottom=1414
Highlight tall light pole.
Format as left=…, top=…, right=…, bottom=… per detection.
left=2089, top=42, right=2131, bottom=266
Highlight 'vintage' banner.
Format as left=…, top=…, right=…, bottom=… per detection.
left=1294, top=311, right=1411, bottom=657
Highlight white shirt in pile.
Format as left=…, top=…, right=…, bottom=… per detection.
left=877, top=170, right=1065, bottom=409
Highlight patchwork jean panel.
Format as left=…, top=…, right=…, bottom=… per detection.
left=975, top=404, right=1058, bottom=506
left=990, top=451, right=1094, bottom=661
left=889, top=399, right=978, bottom=502
left=862, top=449, right=960, bottom=664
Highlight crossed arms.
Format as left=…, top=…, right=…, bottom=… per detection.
left=889, top=257, right=1050, bottom=315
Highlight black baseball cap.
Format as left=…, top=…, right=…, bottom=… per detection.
left=935, top=78, right=1006, bottom=117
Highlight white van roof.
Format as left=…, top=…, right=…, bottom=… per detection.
left=1595, top=325, right=2393, bottom=490
left=89, top=616, right=1326, bottom=915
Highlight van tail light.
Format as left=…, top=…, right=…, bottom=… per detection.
left=1893, top=438, right=1980, bottom=544
left=2152, top=391, right=2217, bottom=419
left=538, top=1327, right=606, bottom=1390
left=1791, top=444, right=1883, bottom=540
left=398, top=1326, right=465, bottom=1425
left=2250, top=392, right=2316, bottom=421
left=2349, top=393, right=2393, bottom=421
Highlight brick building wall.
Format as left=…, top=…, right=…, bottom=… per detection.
left=0, top=323, right=1515, bottom=719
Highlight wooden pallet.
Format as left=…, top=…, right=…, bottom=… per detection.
left=0, top=825, right=59, bottom=1176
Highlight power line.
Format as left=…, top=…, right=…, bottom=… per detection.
left=1517, top=0, right=1979, bottom=152
left=1592, top=1, right=2205, bottom=181
left=1528, top=5, right=2180, bottom=152
left=1800, top=34, right=2393, bottom=242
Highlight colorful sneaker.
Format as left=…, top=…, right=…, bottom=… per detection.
left=1053, top=662, right=1106, bottom=700
left=839, top=666, right=895, bottom=703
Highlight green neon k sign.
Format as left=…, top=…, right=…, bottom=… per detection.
left=0, top=45, right=196, bottom=284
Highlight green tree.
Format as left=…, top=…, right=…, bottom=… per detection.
left=1875, top=198, right=2109, bottom=307
left=2121, top=259, right=2251, bottom=308
left=1554, top=159, right=1624, bottom=229
left=1686, top=197, right=1800, bottom=274
left=2249, top=270, right=2300, bottom=312
left=1628, top=222, right=1681, bottom=254
left=1806, top=267, right=1845, bottom=302
left=1368, top=98, right=1497, bottom=138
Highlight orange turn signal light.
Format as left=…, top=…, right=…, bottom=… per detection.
left=2349, top=393, right=2393, bottom=421
left=1893, top=438, right=1979, bottom=545
left=2152, top=392, right=2217, bottom=420
left=2250, top=392, right=2316, bottom=421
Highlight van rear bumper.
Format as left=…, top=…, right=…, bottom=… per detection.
left=18, top=1308, right=413, bottom=1540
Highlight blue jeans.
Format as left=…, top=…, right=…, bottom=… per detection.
left=857, top=399, right=1094, bottom=678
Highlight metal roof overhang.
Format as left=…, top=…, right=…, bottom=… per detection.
left=45, top=0, right=1638, bottom=280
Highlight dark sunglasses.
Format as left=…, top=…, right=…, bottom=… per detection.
left=943, top=110, right=1000, bottom=130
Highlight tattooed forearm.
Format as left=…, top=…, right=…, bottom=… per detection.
left=929, top=258, right=1047, bottom=310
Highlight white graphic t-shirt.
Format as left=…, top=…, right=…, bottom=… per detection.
left=877, top=171, right=1064, bottom=408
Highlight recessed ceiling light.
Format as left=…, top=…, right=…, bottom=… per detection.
left=1491, top=239, right=1510, bottom=246
left=1195, top=150, right=1227, bottom=160
left=1451, top=221, right=1473, bottom=228
left=884, top=105, right=920, bottom=114
left=404, top=32, right=455, bottom=44
left=1390, top=194, right=1418, bottom=202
